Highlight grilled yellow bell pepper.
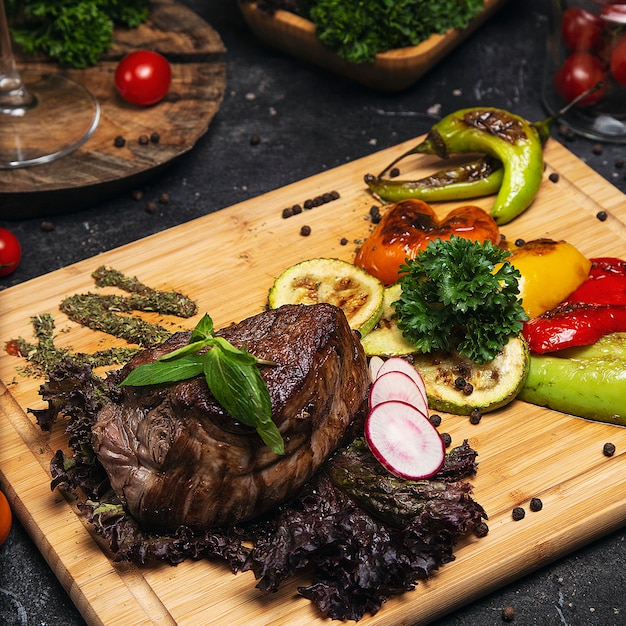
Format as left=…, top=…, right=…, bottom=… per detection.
left=505, top=239, right=591, bottom=318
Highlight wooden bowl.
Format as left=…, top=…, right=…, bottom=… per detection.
left=239, top=0, right=509, bottom=92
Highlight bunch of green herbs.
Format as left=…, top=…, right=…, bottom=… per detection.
left=394, top=236, right=527, bottom=364
left=5, top=0, right=150, bottom=68
left=250, top=0, right=484, bottom=63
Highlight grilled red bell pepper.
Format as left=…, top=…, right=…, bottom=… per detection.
left=566, top=257, right=626, bottom=305
left=523, top=257, right=626, bottom=353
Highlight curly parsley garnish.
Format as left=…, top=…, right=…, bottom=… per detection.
left=121, top=313, right=284, bottom=455
left=394, top=236, right=527, bottom=364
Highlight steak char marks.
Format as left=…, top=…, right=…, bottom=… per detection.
left=92, top=303, right=369, bottom=532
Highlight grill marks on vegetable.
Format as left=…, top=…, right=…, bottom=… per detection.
left=463, top=109, right=528, bottom=144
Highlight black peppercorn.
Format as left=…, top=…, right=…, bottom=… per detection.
left=592, top=143, right=603, bottom=155
left=249, top=134, right=261, bottom=146
left=454, top=377, right=466, bottom=390
left=473, top=521, right=489, bottom=537
left=159, top=193, right=170, bottom=205
left=615, top=158, right=624, bottom=169
left=514, top=238, right=525, bottom=247
left=130, top=189, right=143, bottom=201
left=282, top=207, right=293, bottom=219
left=138, top=134, right=149, bottom=145
left=113, top=135, right=126, bottom=148
left=511, top=507, right=525, bottom=521
left=429, top=414, right=442, bottom=427
left=150, top=131, right=160, bottom=144
left=145, top=201, right=158, bottom=214
left=603, top=442, right=616, bottom=457
left=441, top=432, right=452, bottom=447
left=502, top=605, right=516, bottom=622
left=40, top=220, right=55, bottom=232
left=340, top=237, right=348, bottom=246
left=529, top=497, right=543, bottom=512
left=596, top=210, right=608, bottom=222
left=389, top=167, right=400, bottom=178
left=548, top=172, right=559, bottom=183
left=558, top=124, right=576, bottom=141
left=469, top=408, right=482, bottom=424
left=300, top=225, right=312, bottom=237
left=292, top=204, right=302, bottom=215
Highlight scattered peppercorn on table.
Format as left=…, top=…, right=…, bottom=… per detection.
left=2, top=1, right=626, bottom=625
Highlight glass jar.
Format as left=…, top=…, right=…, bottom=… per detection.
left=542, top=0, right=626, bottom=142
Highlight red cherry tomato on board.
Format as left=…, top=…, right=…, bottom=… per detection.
left=0, top=228, right=21, bottom=277
left=115, top=50, right=172, bottom=106
left=553, top=52, right=607, bottom=106
left=562, top=7, right=603, bottom=52
left=0, top=490, right=12, bottom=546
left=610, top=34, right=626, bottom=86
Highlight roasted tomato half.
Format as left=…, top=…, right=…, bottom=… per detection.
left=354, top=199, right=500, bottom=285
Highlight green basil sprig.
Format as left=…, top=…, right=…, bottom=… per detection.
left=120, top=314, right=284, bottom=455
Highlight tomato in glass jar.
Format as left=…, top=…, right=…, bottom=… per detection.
left=562, top=7, right=603, bottom=52
left=553, top=52, right=607, bottom=106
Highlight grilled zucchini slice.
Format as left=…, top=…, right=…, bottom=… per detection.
left=268, top=258, right=384, bottom=337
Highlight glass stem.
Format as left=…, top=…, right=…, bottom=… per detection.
left=0, top=0, right=34, bottom=108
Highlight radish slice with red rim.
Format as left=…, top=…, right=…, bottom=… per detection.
left=364, top=400, right=445, bottom=480
left=369, top=356, right=384, bottom=382
left=369, top=370, right=428, bottom=416
left=376, top=357, right=427, bottom=404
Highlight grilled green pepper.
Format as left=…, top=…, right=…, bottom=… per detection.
left=518, top=333, right=626, bottom=425
left=365, top=156, right=504, bottom=204
left=380, top=107, right=545, bottom=225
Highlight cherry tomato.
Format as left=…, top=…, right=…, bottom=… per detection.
left=354, top=200, right=500, bottom=286
left=115, top=50, right=172, bottom=106
left=0, top=490, right=12, bottom=546
left=553, top=52, right=607, bottom=106
left=610, top=34, right=626, bottom=86
left=0, top=228, right=21, bottom=277
left=562, top=7, right=603, bottom=52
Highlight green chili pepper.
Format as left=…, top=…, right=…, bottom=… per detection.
left=365, top=156, right=504, bottom=204
left=375, top=86, right=602, bottom=224
left=379, top=107, right=544, bottom=225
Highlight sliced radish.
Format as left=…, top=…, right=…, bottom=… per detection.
left=364, top=400, right=445, bottom=480
left=369, top=370, right=428, bottom=416
left=369, top=355, right=384, bottom=382
left=376, top=357, right=427, bottom=404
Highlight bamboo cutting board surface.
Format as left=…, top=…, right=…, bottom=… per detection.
left=2, top=138, right=626, bottom=625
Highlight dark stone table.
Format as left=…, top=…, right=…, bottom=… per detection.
left=1, top=1, right=625, bottom=624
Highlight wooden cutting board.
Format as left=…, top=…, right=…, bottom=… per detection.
left=2, top=138, right=626, bottom=626
left=0, top=0, right=226, bottom=219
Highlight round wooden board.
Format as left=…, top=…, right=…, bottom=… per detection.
left=1, top=0, right=227, bottom=219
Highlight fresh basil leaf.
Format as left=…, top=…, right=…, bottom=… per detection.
left=203, top=347, right=284, bottom=455
left=190, top=313, right=214, bottom=343
left=120, top=354, right=204, bottom=386
left=256, top=420, right=285, bottom=456
left=159, top=340, right=208, bottom=361
left=210, top=337, right=258, bottom=365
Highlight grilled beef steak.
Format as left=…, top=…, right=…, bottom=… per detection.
left=92, top=303, right=370, bottom=531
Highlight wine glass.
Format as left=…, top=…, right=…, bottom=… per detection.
left=0, top=0, right=100, bottom=168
